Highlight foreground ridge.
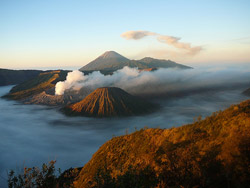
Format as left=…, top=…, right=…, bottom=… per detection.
left=74, top=99, right=250, bottom=187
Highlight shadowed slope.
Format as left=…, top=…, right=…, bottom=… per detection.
left=63, top=87, right=156, bottom=117
left=243, top=87, right=250, bottom=96
left=0, top=68, right=43, bottom=86
left=136, top=57, right=191, bottom=69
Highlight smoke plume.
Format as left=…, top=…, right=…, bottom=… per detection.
left=55, top=70, right=86, bottom=95
left=121, top=30, right=202, bottom=55
left=55, top=66, right=250, bottom=96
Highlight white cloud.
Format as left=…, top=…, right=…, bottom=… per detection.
left=121, top=30, right=202, bottom=55
left=55, top=66, right=250, bottom=96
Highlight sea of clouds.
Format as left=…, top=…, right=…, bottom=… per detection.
left=55, top=66, right=250, bottom=97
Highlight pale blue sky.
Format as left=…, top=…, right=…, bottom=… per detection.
left=0, top=0, right=250, bottom=69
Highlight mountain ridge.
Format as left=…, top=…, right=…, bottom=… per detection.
left=0, top=68, right=43, bottom=86
left=3, top=70, right=69, bottom=100
left=243, top=87, right=250, bottom=96
left=79, top=51, right=191, bottom=74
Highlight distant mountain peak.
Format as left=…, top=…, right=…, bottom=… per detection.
left=141, top=57, right=155, bottom=60
left=79, top=51, right=191, bottom=72
left=139, top=57, right=157, bottom=61
left=139, top=57, right=169, bottom=62
left=79, top=51, right=129, bottom=72
left=98, top=51, right=129, bottom=60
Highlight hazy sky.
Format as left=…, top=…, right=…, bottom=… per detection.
left=0, top=0, right=250, bottom=69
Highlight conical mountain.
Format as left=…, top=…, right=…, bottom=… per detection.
left=79, top=51, right=191, bottom=74
left=79, top=51, right=130, bottom=72
left=63, top=87, right=156, bottom=117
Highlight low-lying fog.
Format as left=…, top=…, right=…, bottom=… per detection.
left=0, top=67, right=250, bottom=186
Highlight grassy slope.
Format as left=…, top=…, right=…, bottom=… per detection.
left=4, top=70, right=68, bottom=100
left=74, top=99, right=250, bottom=187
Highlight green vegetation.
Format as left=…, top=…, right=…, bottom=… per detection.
left=4, top=70, right=68, bottom=100
left=88, top=165, right=158, bottom=188
left=7, top=161, right=81, bottom=188
left=0, top=68, right=42, bottom=86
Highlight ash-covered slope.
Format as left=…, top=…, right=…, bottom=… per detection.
left=63, top=87, right=156, bottom=117
left=23, top=87, right=92, bottom=106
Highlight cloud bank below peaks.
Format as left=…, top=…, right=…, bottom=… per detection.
left=55, top=66, right=250, bottom=97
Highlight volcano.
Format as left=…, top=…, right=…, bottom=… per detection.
left=63, top=87, right=156, bottom=117
left=79, top=51, right=129, bottom=73
left=79, top=51, right=191, bottom=74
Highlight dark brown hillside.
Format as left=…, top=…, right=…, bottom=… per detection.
left=3, top=70, right=69, bottom=100
left=63, top=87, right=156, bottom=117
left=243, top=87, right=250, bottom=96
left=0, top=68, right=43, bottom=86
left=74, top=100, right=250, bottom=187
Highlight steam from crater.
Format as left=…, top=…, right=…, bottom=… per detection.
left=55, top=70, right=86, bottom=95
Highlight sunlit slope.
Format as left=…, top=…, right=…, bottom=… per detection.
left=63, top=87, right=156, bottom=117
left=4, top=70, right=68, bottom=100
left=74, top=99, right=250, bottom=187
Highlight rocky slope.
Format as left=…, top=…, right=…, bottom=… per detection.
left=23, top=87, right=92, bottom=106
left=74, top=99, right=250, bottom=187
left=63, top=87, right=156, bottom=117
